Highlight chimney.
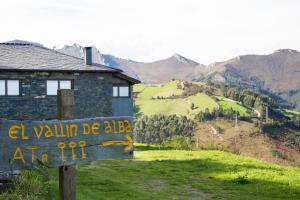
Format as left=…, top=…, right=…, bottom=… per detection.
left=84, top=47, right=92, bottom=65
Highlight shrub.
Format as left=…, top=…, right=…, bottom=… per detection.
left=234, top=174, right=250, bottom=185
left=162, top=136, right=192, bottom=150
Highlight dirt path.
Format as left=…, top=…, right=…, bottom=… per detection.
left=208, top=124, right=223, bottom=141
left=211, top=98, right=220, bottom=110
left=253, top=108, right=261, bottom=118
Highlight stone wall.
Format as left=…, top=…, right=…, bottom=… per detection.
left=0, top=71, right=114, bottom=120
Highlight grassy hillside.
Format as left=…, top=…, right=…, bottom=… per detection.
left=3, top=146, right=300, bottom=200
left=134, top=80, right=255, bottom=117
left=135, top=81, right=183, bottom=99
left=215, top=96, right=253, bottom=116
left=194, top=119, right=300, bottom=166
left=134, top=81, right=218, bottom=116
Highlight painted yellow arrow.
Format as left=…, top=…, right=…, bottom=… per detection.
left=99, top=134, right=133, bottom=152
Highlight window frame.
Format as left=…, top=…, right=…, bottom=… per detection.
left=0, top=79, right=21, bottom=97
left=113, top=84, right=131, bottom=98
left=46, top=79, right=73, bottom=96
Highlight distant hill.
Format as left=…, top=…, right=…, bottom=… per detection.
left=57, top=43, right=203, bottom=83
left=101, top=53, right=203, bottom=83
left=122, top=54, right=202, bottom=83
left=192, top=49, right=300, bottom=110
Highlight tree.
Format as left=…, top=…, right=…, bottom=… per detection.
left=190, top=103, right=195, bottom=110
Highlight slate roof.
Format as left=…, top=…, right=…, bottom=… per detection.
left=0, top=43, right=120, bottom=72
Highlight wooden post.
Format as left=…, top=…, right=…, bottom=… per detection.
left=57, top=90, right=76, bottom=200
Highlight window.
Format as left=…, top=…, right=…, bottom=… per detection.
left=0, top=80, right=5, bottom=95
left=0, top=80, right=20, bottom=96
left=113, top=86, right=119, bottom=97
left=113, top=85, right=130, bottom=97
left=47, top=80, right=72, bottom=95
left=119, top=86, right=129, bottom=97
left=7, top=80, right=20, bottom=95
left=60, top=80, right=71, bottom=89
left=47, top=80, right=58, bottom=95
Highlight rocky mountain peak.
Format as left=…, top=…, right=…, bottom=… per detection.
left=273, top=49, right=299, bottom=54
left=171, top=53, right=199, bottom=65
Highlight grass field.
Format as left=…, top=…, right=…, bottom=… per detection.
left=134, top=81, right=183, bottom=99
left=215, top=96, right=253, bottom=116
left=134, top=81, right=218, bottom=116
left=3, top=145, right=300, bottom=200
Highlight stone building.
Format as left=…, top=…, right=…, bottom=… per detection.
left=0, top=42, right=140, bottom=120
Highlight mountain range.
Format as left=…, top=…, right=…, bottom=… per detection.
left=57, top=43, right=300, bottom=110
left=4, top=40, right=300, bottom=111
left=57, top=44, right=202, bottom=82
left=192, top=49, right=300, bottom=110
left=195, top=49, right=300, bottom=92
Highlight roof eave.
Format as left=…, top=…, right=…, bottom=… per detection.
left=115, top=73, right=141, bottom=84
left=0, top=68, right=141, bottom=84
left=0, top=68, right=118, bottom=73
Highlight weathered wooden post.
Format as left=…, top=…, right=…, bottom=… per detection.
left=57, top=89, right=76, bottom=200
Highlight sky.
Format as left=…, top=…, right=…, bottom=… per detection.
left=0, top=0, right=300, bottom=64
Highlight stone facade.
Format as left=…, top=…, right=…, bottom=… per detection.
left=0, top=71, right=115, bottom=120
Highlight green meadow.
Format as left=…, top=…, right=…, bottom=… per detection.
left=3, top=145, right=300, bottom=200
left=134, top=81, right=218, bottom=116
left=133, top=81, right=254, bottom=117
left=134, top=81, right=183, bottom=99
left=215, top=96, right=253, bottom=116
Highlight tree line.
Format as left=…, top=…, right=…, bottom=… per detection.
left=134, top=115, right=196, bottom=144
